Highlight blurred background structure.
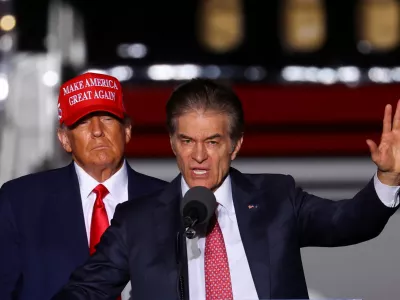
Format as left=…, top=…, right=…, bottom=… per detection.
left=1, top=0, right=400, bottom=298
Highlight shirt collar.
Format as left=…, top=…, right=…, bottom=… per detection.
left=74, top=160, right=128, bottom=201
left=180, top=174, right=235, bottom=214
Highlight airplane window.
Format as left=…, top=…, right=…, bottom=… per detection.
left=197, top=0, right=244, bottom=53
left=357, top=0, right=399, bottom=52
left=281, top=0, right=326, bottom=52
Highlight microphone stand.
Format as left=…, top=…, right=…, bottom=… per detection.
left=183, top=215, right=198, bottom=239
left=176, top=223, right=190, bottom=300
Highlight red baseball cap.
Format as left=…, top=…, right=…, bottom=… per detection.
left=58, top=72, right=126, bottom=126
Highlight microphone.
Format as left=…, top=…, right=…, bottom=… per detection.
left=180, top=186, right=217, bottom=239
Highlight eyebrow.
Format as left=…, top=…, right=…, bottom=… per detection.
left=177, top=134, right=192, bottom=140
left=177, top=133, right=223, bottom=140
left=205, top=134, right=222, bottom=140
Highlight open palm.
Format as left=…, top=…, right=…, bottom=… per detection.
left=367, top=100, right=400, bottom=173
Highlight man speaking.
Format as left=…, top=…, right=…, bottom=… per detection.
left=0, top=72, right=167, bottom=300
left=53, top=79, right=399, bottom=299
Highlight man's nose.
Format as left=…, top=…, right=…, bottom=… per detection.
left=90, top=117, right=105, bottom=137
left=192, top=143, right=208, bottom=163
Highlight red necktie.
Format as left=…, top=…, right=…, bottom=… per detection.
left=205, top=215, right=233, bottom=300
left=89, top=184, right=110, bottom=255
left=89, top=185, right=122, bottom=300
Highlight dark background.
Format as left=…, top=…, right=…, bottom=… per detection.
left=15, top=1, right=400, bottom=71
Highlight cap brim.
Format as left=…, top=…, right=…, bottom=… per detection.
left=62, top=104, right=125, bottom=127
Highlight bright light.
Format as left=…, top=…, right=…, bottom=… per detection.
left=304, top=67, right=319, bottom=82
left=0, top=34, right=13, bottom=52
left=174, top=65, right=201, bottom=80
left=368, top=67, right=391, bottom=83
left=203, top=65, right=221, bottom=79
left=281, top=66, right=304, bottom=81
left=244, top=66, right=266, bottom=81
left=147, top=64, right=200, bottom=81
left=317, top=68, right=337, bottom=85
left=42, top=71, right=59, bottom=87
left=116, top=44, right=129, bottom=58
left=0, top=74, right=9, bottom=101
left=109, top=66, right=133, bottom=81
left=127, top=44, right=147, bottom=58
left=0, top=15, right=16, bottom=31
left=147, top=65, right=176, bottom=80
left=390, top=67, right=400, bottom=82
left=337, top=66, right=360, bottom=82
left=117, top=43, right=147, bottom=59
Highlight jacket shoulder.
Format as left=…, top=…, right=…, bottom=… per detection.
left=133, top=171, right=168, bottom=187
left=0, top=165, right=71, bottom=193
left=117, top=186, right=165, bottom=213
left=239, top=171, right=296, bottom=190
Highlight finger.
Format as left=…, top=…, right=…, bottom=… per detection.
left=393, top=99, right=400, bottom=130
left=382, top=104, right=392, bottom=133
left=366, top=139, right=379, bottom=162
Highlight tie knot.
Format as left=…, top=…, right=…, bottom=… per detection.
left=92, top=184, right=109, bottom=200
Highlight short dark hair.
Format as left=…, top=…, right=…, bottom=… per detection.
left=166, top=78, right=244, bottom=142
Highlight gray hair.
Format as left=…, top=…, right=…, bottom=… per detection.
left=166, top=78, right=244, bottom=143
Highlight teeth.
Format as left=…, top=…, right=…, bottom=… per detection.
left=193, top=170, right=207, bottom=175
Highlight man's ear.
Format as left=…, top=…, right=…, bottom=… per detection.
left=124, top=123, right=132, bottom=144
left=57, top=128, right=72, bottom=153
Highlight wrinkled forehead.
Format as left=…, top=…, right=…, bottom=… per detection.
left=174, top=110, right=230, bottom=139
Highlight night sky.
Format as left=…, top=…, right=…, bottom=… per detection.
left=13, top=0, right=399, bottom=68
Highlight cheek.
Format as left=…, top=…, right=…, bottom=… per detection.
left=178, top=154, right=190, bottom=168
left=107, top=129, right=125, bottom=148
left=175, top=145, right=191, bottom=161
left=211, top=152, right=231, bottom=174
left=176, top=153, right=193, bottom=172
left=69, top=134, right=87, bottom=152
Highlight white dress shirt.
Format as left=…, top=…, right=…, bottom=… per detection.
left=182, top=173, right=399, bottom=300
left=74, top=160, right=131, bottom=300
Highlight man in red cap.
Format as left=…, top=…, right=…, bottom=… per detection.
left=0, top=72, right=167, bottom=300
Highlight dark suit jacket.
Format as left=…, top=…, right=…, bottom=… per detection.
left=52, top=168, right=398, bottom=300
left=0, top=161, right=167, bottom=300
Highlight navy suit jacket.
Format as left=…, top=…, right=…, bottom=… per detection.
left=52, top=168, right=398, bottom=300
left=0, top=162, right=167, bottom=300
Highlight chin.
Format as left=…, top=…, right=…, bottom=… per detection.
left=93, top=150, right=113, bottom=160
left=187, top=179, right=214, bottom=190
left=91, top=156, right=115, bottom=166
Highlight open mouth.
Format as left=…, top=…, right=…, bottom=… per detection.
left=191, top=168, right=209, bottom=176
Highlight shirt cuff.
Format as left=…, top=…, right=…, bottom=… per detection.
left=373, top=172, right=400, bottom=208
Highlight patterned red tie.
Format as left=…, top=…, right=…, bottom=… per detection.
left=89, top=184, right=122, bottom=300
left=89, top=184, right=110, bottom=255
left=204, top=214, right=233, bottom=300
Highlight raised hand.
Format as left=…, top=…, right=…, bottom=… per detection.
left=367, top=99, right=400, bottom=185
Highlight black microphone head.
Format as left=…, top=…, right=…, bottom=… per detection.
left=181, top=186, right=217, bottom=226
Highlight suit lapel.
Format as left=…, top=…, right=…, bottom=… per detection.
left=43, top=163, right=89, bottom=266
left=154, top=175, right=182, bottom=246
left=126, top=162, right=162, bottom=201
left=230, top=168, right=271, bottom=299
left=153, top=175, right=188, bottom=299
left=126, top=164, right=138, bottom=200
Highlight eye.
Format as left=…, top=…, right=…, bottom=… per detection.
left=78, top=119, right=89, bottom=125
left=182, top=139, right=192, bottom=144
left=208, top=140, right=218, bottom=145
